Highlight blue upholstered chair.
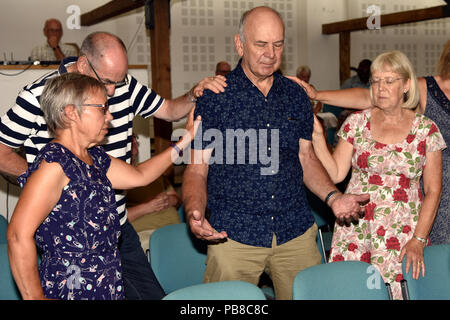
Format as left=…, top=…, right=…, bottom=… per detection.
left=0, top=215, right=8, bottom=244
left=163, top=280, right=266, bottom=300
left=311, top=209, right=329, bottom=264
left=149, top=223, right=207, bottom=294
left=0, top=243, right=21, bottom=300
left=401, top=243, right=450, bottom=300
left=293, top=261, right=390, bottom=300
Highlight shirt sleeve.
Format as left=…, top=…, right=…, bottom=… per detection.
left=0, top=88, right=42, bottom=148
left=295, top=86, right=314, bottom=141
left=128, top=76, right=165, bottom=118
left=425, top=119, right=447, bottom=153
left=192, top=91, right=219, bottom=150
left=337, top=111, right=365, bottom=144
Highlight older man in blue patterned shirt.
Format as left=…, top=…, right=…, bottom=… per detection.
left=182, top=6, right=370, bottom=300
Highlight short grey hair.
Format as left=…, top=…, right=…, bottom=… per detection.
left=79, top=32, right=127, bottom=64
left=238, top=6, right=285, bottom=43
left=40, top=73, right=106, bottom=136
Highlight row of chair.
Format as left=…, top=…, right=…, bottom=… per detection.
left=150, top=220, right=450, bottom=300
left=1, top=211, right=449, bottom=300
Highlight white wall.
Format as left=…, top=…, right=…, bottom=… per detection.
left=304, top=0, right=347, bottom=90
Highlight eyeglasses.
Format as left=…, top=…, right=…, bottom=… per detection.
left=369, top=77, right=403, bottom=87
left=80, top=102, right=109, bottom=114
left=85, top=56, right=128, bottom=87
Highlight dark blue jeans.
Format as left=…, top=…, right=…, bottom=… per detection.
left=119, top=220, right=165, bottom=300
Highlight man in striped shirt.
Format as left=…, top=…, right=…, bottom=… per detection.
left=0, top=32, right=226, bottom=299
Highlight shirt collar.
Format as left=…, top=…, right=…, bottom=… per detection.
left=232, top=58, right=282, bottom=95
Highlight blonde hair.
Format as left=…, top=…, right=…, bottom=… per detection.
left=370, top=50, right=419, bottom=110
left=437, top=39, right=450, bottom=79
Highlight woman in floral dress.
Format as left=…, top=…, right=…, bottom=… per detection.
left=311, top=51, right=446, bottom=299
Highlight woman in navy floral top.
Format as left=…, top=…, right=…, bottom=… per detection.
left=7, top=73, right=199, bottom=300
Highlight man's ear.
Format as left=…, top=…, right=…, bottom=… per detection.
left=234, top=33, right=244, bottom=58
left=77, top=55, right=90, bottom=75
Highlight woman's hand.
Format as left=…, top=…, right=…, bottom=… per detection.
left=312, top=114, right=325, bottom=138
left=178, top=108, right=201, bottom=150
left=285, top=75, right=318, bottom=100
left=399, top=238, right=426, bottom=280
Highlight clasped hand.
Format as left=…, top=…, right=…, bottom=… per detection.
left=330, top=193, right=370, bottom=226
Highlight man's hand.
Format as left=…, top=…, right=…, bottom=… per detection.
left=145, top=191, right=180, bottom=213
left=47, top=35, right=59, bottom=49
left=191, top=75, right=227, bottom=98
left=285, top=75, right=317, bottom=100
left=188, top=209, right=227, bottom=242
left=330, top=193, right=370, bottom=226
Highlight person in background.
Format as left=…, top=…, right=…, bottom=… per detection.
left=296, top=65, right=321, bottom=114
left=7, top=73, right=199, bottom=299
left=309, top=50, right=445, bottom=299
left=296, top=65, right=311, bottom=83
left=215, top=61, right=232, bottom=76
left=30, top=18, right=78, bottom=62
left=289, top=41, right=450, bottom=245
left=341, top=59, right=372, bottom=89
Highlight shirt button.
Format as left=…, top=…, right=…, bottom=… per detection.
left=271, top=216, right=274, bottom=220
left=268, top=147, right=271, bottom=151
left=265, top=98, right=268, bottom=102
left=266, top=123, right=270, bottom=128
left=271, top=195, right=275, bottom=199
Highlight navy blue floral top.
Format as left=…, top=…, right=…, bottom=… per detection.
left=18, top=142, right=123, bottom=300
left=193, top=61, right=315, bottom=247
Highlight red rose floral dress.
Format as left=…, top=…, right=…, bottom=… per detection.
left=329, top=109, right=446, bottom=299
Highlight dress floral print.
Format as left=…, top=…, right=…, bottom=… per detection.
left=18, top=143, right=124, bottom=300
left=329, top=109, right=446, bottom=299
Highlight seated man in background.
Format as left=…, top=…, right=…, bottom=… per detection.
left=30, top=18, right=78, bottom=62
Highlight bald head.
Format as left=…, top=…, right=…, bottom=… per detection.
left=216, top=61, right=231, bottom=76
left=78, top=32, right=129, bottom=96
left=44, top=18, right=62, bottom=29
left=238, top=6, right=285, bottom=43
left=80, top=32, right=127, bottom=63
left=44, top=18, right=63, bottom=42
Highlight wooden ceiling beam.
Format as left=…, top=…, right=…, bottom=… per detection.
left=323, top=5, right=448, bottom=34
left=81, top=0, right=145, bottom=26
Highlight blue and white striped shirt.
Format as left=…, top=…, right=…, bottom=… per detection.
left=0, top=57, right=164, bottom=225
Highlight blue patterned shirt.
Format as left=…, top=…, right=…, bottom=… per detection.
left=193, top=61, right=315, bottom=247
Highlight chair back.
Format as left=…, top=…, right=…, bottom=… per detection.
left=0, top=243, right=21, bottom=300
left=177, top=205, right=186, bottom=223
left=0, top=216, right=8, bottom=244
left=163, top=280, right=266, bottom=300
left=293, top=261, right=390, bottom=300
left=150, top=223, right=207, bottom=294
left=402, top=244, right=450, bottom=300
left=311, top=209, right=327, bottom=228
